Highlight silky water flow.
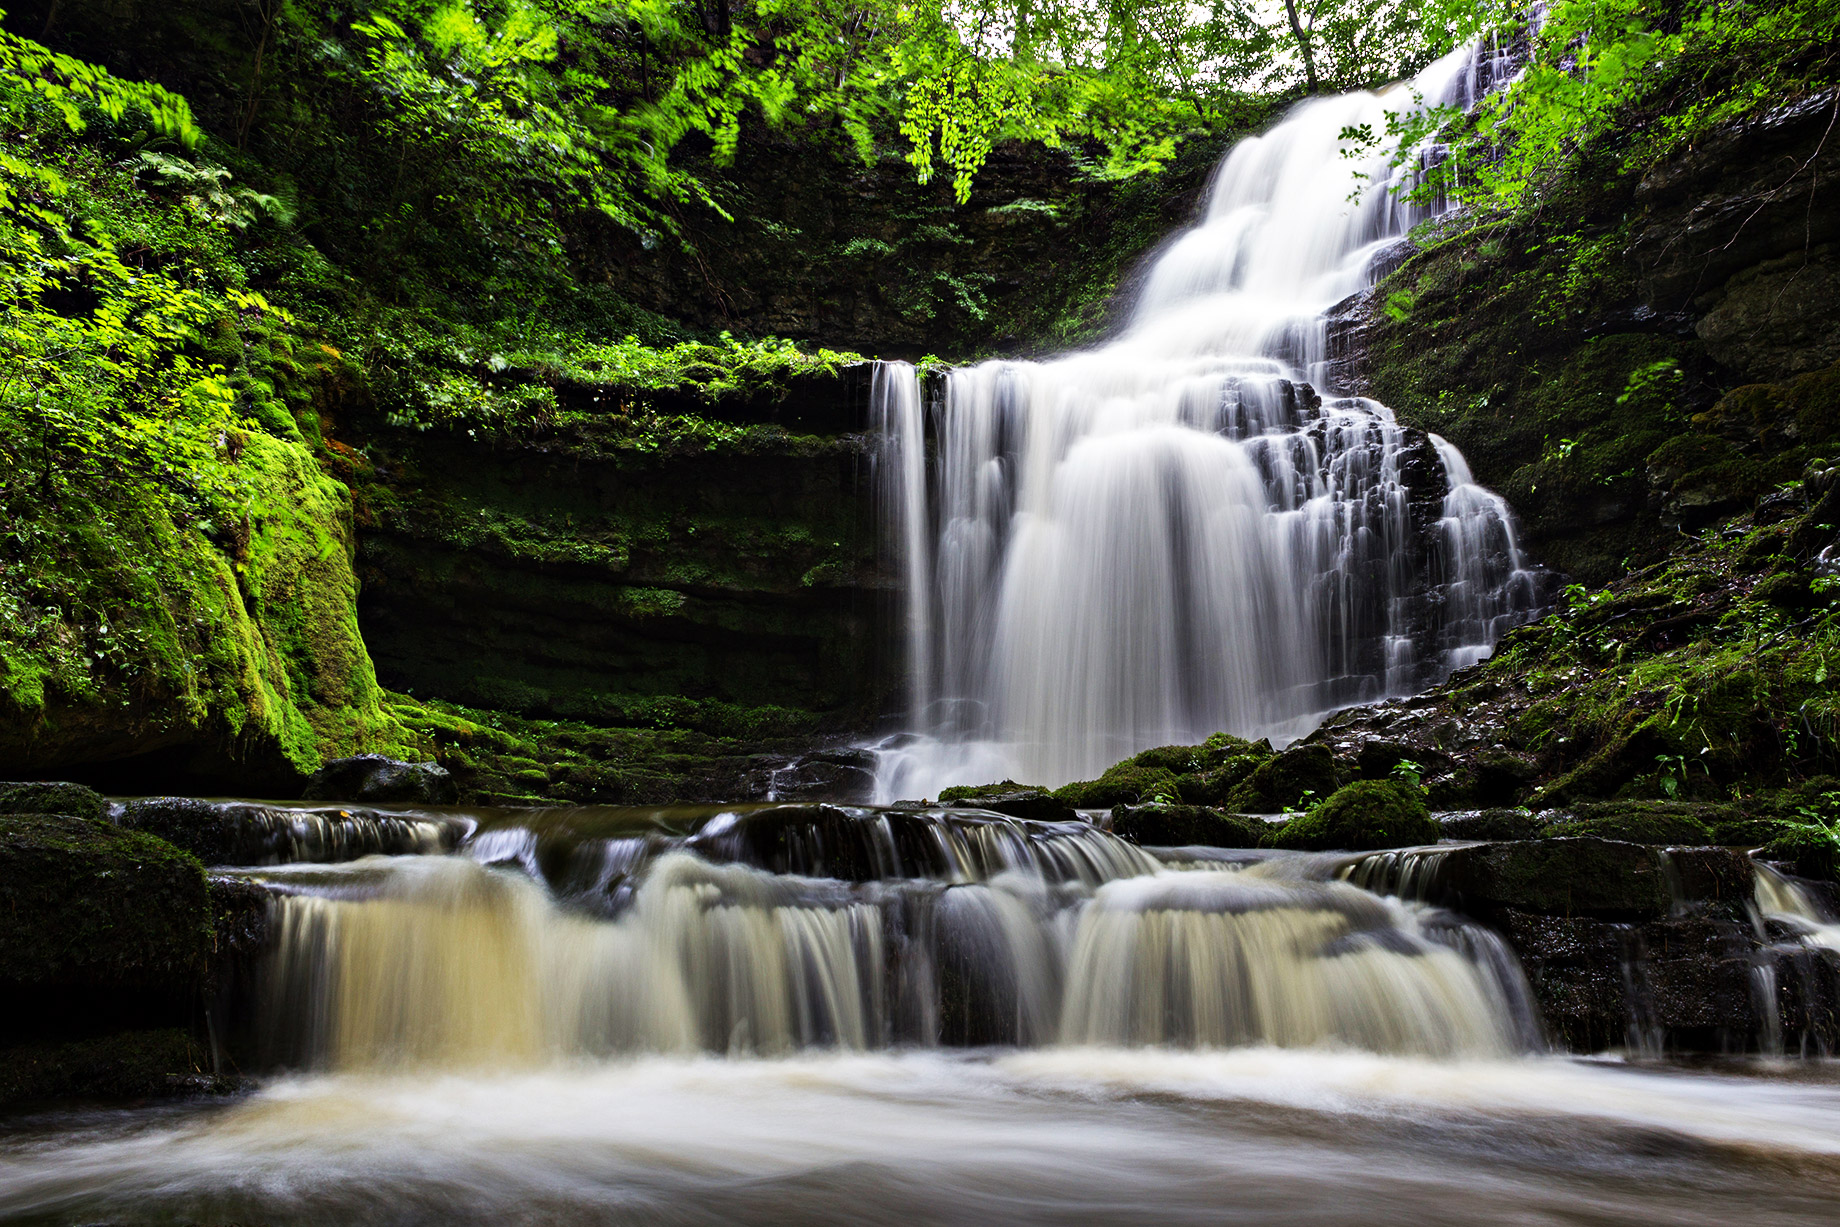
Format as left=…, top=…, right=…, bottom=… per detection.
left=871, top=41, right=1544, bottom=797
left=12, top=36, right=1840, bottom=1227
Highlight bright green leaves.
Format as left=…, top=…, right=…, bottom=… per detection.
left=0, top=20, right=202, bottom=148
left=1360, top=0, right=1840, bottom=216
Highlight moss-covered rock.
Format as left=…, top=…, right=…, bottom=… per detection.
left=936, top=782, right=1076, bottom=822
left=1225, top=744, right=1340, bottom=814
left=1763, top=825, right=1840, bottom=885
left=1109, top=803, right=1269, bottom=849
left=0, top=814, right=211, bottom=991
left=1265, top=780, right=1438, bottom=852
left=1053, top=763, right=1181, bottom=808
left=1, top=427, right=416, bottom=793
left=0, top=780, right=106, bottom=821
left=1538, top=801, right=1719, bottom=845
left=1436, top=838, right=1675, bottom=920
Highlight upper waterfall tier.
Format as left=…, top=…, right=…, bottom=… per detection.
left=874, top=43, right=1547, bottom=794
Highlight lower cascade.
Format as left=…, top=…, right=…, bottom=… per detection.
left=238, top=808, right=1537, bottom=1070
left=872, top=41, right=1547, bottom=797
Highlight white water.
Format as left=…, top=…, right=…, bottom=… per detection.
left=237, top=827, right=1532, bottom=1067
left=873, top=43, right=1542, bottom=797
left=8, top=1050, right=1840, bottom=1225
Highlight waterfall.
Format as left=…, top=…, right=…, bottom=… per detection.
left=240, top=808, right=1538, bottom=1070
left=872, top=43, right=1544, bottom=796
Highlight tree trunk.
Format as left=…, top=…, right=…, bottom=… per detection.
left=1283, top=0, right=1318, bottom=93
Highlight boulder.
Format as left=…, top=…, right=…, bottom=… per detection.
left=1537, top=800, right=1720, bottom=844
left=1109, top=803, right=1268, bottom=848
left=939, top=783, right=1078, bottom=823
left=1054, top=763, right=1181, bottom=809
left=1266, top=779, right=1438, bottom=852
left=1428, top=838, right=1674, bottom=921
left=0, top=814, right=211, bottom=992
left=303, top=754, right=457, bottom=804
left=1224, top=744, right=1340, bottom=813
left=1498, top=910, right=1770, bottom=1052
left=0, top=780, right=106, bottom=822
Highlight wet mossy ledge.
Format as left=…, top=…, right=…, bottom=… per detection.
left=0, top=782, right=258, bottom=1105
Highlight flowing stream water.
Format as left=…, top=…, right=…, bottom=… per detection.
left=14, top=37, right=1840, bottom=1227
left=7, top=803, right=1840, bottom=1224
left=871, top=41, right=1544, bottom=798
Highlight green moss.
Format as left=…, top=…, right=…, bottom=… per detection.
left=1225, top=744, right=1340, bottom=813
left=0, top=780, right=105, bottom=821
left=0, top=814, right=210, bottom=988
left=1538, top=802, right=1716, bottom=844
left=1109, top=803, right=1268, bottom=849
left=1053, top=764, right=1181, bottom=808
left=1763, top=825, right=1840, bottom=885
left=1265, top=779, right=1438, bottom=852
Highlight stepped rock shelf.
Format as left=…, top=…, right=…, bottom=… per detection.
left=5, top=776, right=1838, bottom=1107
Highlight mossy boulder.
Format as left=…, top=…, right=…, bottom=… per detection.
left=0, top=814, right=211, bottom=990
left=1538, top=801, right=1719, bottom=845
left=0, top=781, right=106, bottom=821
left=1225, top=744, right=1340, bottom=813
left=1433, top=838, right=1674, bottom=920
left=1053, top=763, right=1181, bottom=808
left=1265, top=780, right=1438, bottom=852
left=936, top=782, right=1077, bottom=823
left=1109, top=803, right=1269, bottom=849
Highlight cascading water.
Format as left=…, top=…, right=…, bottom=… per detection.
left=872, top=43, right=1545, bottom=796
left=233, top=806, right=1535, bottom=1070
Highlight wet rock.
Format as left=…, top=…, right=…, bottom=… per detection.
left=1499, top=909, right=1765, bottom=1052
left=1109, top=803, right=1266, bottom=849
left=120, top=797, right=463, bottom=865
left=1439, top=808, right=1542, bottom=840
left=304, top=754, right=458, bottom=804
left=776, top=748, right=879, bottom=802
left=941, top=783, right=1077, bottom=823
left=0, top=780, right=106, bottom=822
left=0, top=1028, right=230, bottom=1105
left=1432, top=838, right=1674, bottom=920
left=0, top=814, right=211, bottom=992
left=1266, top=780, right=1437, bottom=852
left=209, top=875, right=271, bottom=961
left=1537, top=801, right=1719, bottom=845
left=1763, top=825, right=1840, bottom=884
left=1225, top=744, right=1340, bottom=813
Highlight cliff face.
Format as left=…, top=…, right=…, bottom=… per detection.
left=1333, top=91, right=1840, bottom=586
left=342, top=371, right=896, bottom=737
left=0, top=426, right=410, bottom=795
